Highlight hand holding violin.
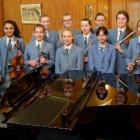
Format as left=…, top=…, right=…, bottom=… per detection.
left=17, top=49, right=22, bottom=56
left=28, top=60, right=38, bottom=67
left=39, top=56, right=48, bottom=64
left=127, top=63, right=135, bottom=71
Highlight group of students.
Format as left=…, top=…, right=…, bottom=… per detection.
left=0, top=10, right=140, bottom=96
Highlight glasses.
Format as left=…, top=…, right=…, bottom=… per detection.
left=63, top=19, right=72, bottom=22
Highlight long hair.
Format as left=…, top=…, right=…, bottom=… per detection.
left=3, top=20, right=21, bottom=37
left=116, top=10, right=133, bottom=44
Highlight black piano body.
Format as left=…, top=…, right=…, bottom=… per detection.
left=0, top=70, right=140, bottom=140
left=0, top=69, right=99, bottom=140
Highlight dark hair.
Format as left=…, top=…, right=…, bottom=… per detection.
left=116, top=10, right=133, bottom=41
left=95, top=12, right=106, bottom=20
left=81, top=18, right=93, bottom=32
left=3, top=20, right=21, bottom=37
left=81, top=18, right=91, bottom=26
left=116, top=10, right=129, bottom=22
left=96, top=26, right=108, bottom=36
left=34, top=24, right=46, bottom=32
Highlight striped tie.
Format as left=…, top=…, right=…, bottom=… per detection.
left=84, top=37, right=88, bottom=47
left=8, top=39, right=12, bottom=52
left=118, top=30, right=123, bottom=41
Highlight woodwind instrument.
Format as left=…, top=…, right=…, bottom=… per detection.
left=118, top=30, right=136, bottom=45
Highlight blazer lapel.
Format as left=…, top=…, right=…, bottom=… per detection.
left=114, top=29, right=118, bottom=43
left=2, top=37, right=7, bottom=48
left=88, top=34, right=93, bottom=46
left=102, top=43, right=109, bottom=60
left=136, top=37, right=140, bottom=52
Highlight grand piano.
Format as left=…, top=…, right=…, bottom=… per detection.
left=0, top=69, right=140, bottom=140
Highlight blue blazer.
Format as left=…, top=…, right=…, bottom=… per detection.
left=92, top=27, right=98, bottom=35
left=126, top=37, right=140, bottom=74
left=0, top=36, right=25, bottom=78
left=55, top=44, right=83, bottom=74
left=108, top=28, right=129, bottom=74
left=75, top=33, right=97, bottom=71
left=88, top=42, right=116, bottom=73
left=24, top=40, right=54, bottom=71
left=31, top=30, right=60, bottom=52
left=75, top=33, right=97, bottom=56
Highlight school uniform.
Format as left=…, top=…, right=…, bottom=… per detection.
left=24, top=40, right=54, bottom=71
left=55, top=44, right=83, bottom=74
left=75, top=33, right=97, bottom=71
left=126, top=37, right=140, bottom=74
left=0, top=36, right=25, bottom=96
left=88, top=42, right=116, bottom=73
left=108, top=28, right=129, bottom=74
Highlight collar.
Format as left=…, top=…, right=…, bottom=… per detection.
left=118, top=27, right=126, bottom=33
left=99, top=42, right=106, bottom=48
left=6, top=36, right=16, bottom=46
left=6, top=36, right=14, bottom=41
left=35, top=40, right=43, bottom=46
left=83, top=33, right=91, bottom=39
left=45, top=30, right=49, bottom=37
left=64, top=44, right=73, bottom=50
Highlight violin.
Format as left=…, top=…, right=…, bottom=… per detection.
left=38, top=52, right=49, bottom=79
left=9, top=40, right=25, bottom=80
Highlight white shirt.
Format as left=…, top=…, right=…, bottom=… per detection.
left=64, top=44, right=72, bottom=50
left=83, top=33, right=91, bottom=43
left=46, top=31, right=49, bottom=38
left=35, top=40, right=43, bottom=47
left=6, top=36, right=16, bottom=48
left=117, top=27, right=126, bottom=42
left=99, top=42, right=106, bottom=48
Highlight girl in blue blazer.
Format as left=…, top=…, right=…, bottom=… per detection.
left=127, top=20, right=140, bottom=74
left=88, top=26, right=116, bottom=73
left=108, top=10, right=135, bottom=74
left=0, top=20, right=25, bottom=96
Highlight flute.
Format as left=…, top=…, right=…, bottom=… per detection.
left=118, top=30, right=136, bottom=45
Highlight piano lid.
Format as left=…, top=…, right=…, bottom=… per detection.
left=3, top=70, right=98, bottom=130
left=0, top=67, right=42, bottom=107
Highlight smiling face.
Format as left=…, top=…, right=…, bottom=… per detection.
left=63, top=15, right=72, bottom=28
left=62, top=30, right=73, bottom=46
left=95, top=15, right=106, bottom=27
left=116, top=13, right=128, bottom=28
left=34, top=26, right=45, bottom=42
left=81, top=20, right=91, bottom=35
left=4, top=23, right=15, bottom=38
left=97, top=30, right=107, bottom=44
left=40, top=16, right=50, bottom=30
